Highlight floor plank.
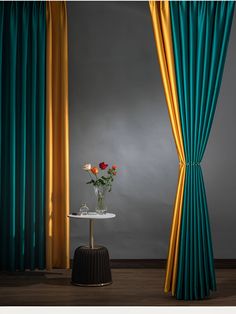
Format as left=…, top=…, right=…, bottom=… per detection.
left=0, top=269, right=236, bottom=306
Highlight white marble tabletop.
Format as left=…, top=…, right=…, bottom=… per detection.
left=68, top=212, right=116, bottom=220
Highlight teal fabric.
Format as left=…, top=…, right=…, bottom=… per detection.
left=170, top=1, right=235, bottom=300
left=0, top=2, right=46, bottom=270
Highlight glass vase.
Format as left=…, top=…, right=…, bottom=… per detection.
left=94, top=186, right=108, bottom=214
left=79, top=203, right=89, bottom=215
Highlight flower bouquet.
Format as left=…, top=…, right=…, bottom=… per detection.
left=83, top=162, right=117, bottom=214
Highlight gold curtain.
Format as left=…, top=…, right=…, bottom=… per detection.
left=149, top=1, right=185, bottom=295
left=46, top=1, right=70, bottom=269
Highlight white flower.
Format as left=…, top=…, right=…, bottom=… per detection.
left=83, top=163, right=92, bottom=171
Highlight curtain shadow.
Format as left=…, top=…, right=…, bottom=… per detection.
left=0, top=271, right=71, bottom=287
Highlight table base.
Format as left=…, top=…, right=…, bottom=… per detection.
left=71, top=245, right=112, bottom=286
left=71, top=281, right=112, bottom=287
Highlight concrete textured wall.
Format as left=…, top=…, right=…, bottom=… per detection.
left=67, top=2, right=236, bottom=259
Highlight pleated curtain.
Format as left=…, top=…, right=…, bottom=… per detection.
left=0, top=2, right=46, bottom=271
left=0, top=1, right=69, bottom=271
left=150, top=1, right=235, bottom=300
left=46, top=2, right=70, bottom=270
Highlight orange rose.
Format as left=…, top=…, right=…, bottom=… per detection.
left=112, top=165, right=117, bottom=170
left=91, top=167, right=99, bottom=175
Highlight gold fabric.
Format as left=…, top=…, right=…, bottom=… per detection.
left=46, top=1, right=70, bottom=269
left=167, top=164, right=185, bottom=295
left=149, top=1, right=185, bottom=295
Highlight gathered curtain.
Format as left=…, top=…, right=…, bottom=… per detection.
left=150, top=1, right=235, bottom=300
left=0, top=1, right=69, bottom=271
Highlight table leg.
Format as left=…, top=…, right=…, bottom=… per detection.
left=89, top=219, right=94, bottom=249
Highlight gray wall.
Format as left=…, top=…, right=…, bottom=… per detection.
left=68, top=2, right=236, bottom=259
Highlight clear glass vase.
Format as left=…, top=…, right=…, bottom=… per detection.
left=94, top=186, right=108, bottom=214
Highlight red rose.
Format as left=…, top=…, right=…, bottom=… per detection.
left=112, top=165, right=117, bottom=170
left=99, top=162, right=108, bottom=170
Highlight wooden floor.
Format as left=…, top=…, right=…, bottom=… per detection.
left=0, top=269, right=236, bottom=306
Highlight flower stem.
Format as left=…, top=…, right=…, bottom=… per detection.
left=88, top=171, right=95, bottom=181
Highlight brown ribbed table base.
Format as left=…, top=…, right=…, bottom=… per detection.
left=71, top=246, right=112, bottom=287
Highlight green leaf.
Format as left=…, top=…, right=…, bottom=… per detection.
left=98, top=179, right=105, bottom=185
left=86, top=180, right=95, bottom=184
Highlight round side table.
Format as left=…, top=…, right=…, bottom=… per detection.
left=68, top=212, right=116, bottom=287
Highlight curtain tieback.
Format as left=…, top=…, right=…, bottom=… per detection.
left=179, top=162, right=201, bottom=166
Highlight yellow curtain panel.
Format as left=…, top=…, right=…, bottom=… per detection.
left=46, top=1, right=70, bottom=269
left=149, top=1, right=185, bottom=295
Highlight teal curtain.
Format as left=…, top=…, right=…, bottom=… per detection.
left=170, top=1, right=235, bottom=300
left=0, top=2, right=46, bottom=270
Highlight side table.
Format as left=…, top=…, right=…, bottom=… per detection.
left=68, top=212, right=116, bottom=286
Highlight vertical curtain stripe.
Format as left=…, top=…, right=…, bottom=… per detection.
left=29, top=2, right=37, bottom=270
left=46, top=1, right=70, bottom=269
left=46, top=1, right=53, bottom=269
left=19, top=2, right=28, bottom=271
left=9, top=2, right=17, bottom=271
left=37, top=2, right=46, bottom=268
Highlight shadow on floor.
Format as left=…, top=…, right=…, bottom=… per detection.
left=0, top=271, right=71, bottom=287
left=0, top=269, right=235, bottom=305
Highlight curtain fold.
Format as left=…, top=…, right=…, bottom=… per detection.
left=46, top=1, right=70, bottom=269
left=149, top=1, right=185, bottom=295
left=0, top=1, right=69, bottom=270
left=149, top=0, right=235, bottom=300
left=170, top=1, right=235, bottom=300
left=0, top=2, right=46, bottom=270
